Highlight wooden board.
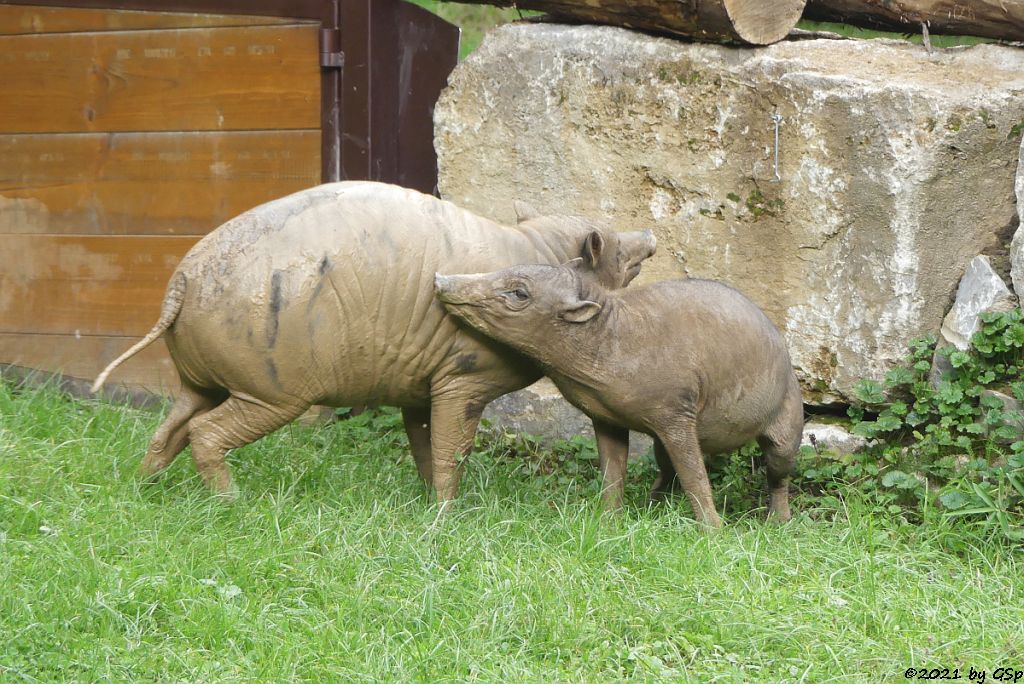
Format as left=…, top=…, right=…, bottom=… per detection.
left=0, top=332, right=179, bottom=392
left=0, top=235, right=198, bottom=337
left=0, top=130, right=320, bottom=235
left=0, top=6, right=296, bottom=35
left=0, top=7, right=326, bottom=391
left=0, top=24, right=320, bottom=133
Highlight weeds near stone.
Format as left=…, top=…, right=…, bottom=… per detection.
left=800, top=309, right=1024, bottom=543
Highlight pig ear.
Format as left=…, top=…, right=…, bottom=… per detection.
left=514, top=200, right=542, bottom=223
left=560, top=300, right=602, bottom=323
left=583, top=231, right=604, bottom=267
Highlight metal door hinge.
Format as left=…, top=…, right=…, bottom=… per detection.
left=320, top=27, right=344, bottom=68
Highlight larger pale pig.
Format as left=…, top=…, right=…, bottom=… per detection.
left=435, top=263, right=804, bottom=527
left=92, top=182, right=656, bottom=501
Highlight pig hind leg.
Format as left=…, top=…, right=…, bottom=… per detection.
left=650, top=438, right=680, bottom=502
left=187, top=395, right=307, bottom=497
left=402, top=405, right=433, bottom=484
left=139, top=383, right=224, bottom=479
left=756, top=382, right=804, bottom=522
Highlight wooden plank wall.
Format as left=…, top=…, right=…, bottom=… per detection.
left=0, top=5, right=321, bottom=394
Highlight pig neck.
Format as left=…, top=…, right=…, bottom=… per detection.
left=536, top=287, right=625, bottom=390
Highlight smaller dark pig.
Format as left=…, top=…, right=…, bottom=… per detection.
left=434, top=263, right=804, bottom=527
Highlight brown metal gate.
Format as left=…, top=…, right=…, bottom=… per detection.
left=0, top=0, right=459, bottom=393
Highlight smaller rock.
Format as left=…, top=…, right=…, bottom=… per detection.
left=939, top=255, right=1017, bottom=351
left=482, top=378, right=653, bottom=456
left=1011, top=228, right=1024, bottom=301
left=981, top=388, right=1022, bottom=414
left=1009, top=136, right=1024, bottom=300
left=980, top=388, right=1024, bottom=443
left=928, top=345, right=956, bottom=388
left=801, top=421, right=869, bottom=458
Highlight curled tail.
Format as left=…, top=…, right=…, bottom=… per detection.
left=91, top=272, right=187, bottom=394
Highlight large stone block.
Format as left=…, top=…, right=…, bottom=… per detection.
left=436, top=24, right=1024, bottom=404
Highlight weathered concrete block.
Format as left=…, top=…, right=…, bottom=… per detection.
left=436, top=24, right=1024, bottom=405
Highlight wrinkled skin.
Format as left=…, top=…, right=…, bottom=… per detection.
left=92, top=182, right=656, bottom=502
left=435, top=263, right=804, bottom=527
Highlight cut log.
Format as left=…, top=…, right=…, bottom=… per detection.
left=450, top=0, right=807, bottom=44
left=804, top=0, right=1024, bottom=41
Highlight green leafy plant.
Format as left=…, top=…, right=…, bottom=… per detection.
left=476, top=426, right=605, bottom=497
left=940, top=451, right=1024, bottom=542
left=797, top=309, right=1024, bottom=542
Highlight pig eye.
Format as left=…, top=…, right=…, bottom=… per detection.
left=503, top=286, right=530, bottom=305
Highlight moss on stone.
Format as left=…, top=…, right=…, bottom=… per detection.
left=745, top=189, right=785, bottom=220
left=699, top=205, right=726, bottom=221
left=1009, top=119, right=1024, bottom=141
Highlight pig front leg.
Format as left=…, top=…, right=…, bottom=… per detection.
left=656, top=419, right=722, bottom=528
left=593, top=420, right=629, bottom=511
left=401, top=405, right=433, bottom=485
left=428, top=392, right=484, bottom=504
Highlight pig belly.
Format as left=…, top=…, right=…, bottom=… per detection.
left=166, top=290, right=444, bottom=408
left=695, top=377, right=787, bottom=454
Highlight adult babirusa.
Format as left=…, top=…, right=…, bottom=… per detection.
left=92, top=181, right=657, bottom=503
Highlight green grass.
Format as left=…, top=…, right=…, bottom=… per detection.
left=2, top=379, right=1022, bottom=681
left=407, top=1, right=531, bottom=60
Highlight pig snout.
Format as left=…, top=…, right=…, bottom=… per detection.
left=434, top=273, right=485, bottom=306
left=434, top=273, right=455, bottom=300
left=643, top=230, right=657, bottom=259
left=623, top=231, right=657, bottom=285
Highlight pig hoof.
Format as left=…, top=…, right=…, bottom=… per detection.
left=696, top=512, right=724, bottom=530
left=211, top=483, right=241, bottom=504
left=138, top=456, right=172, bottom=480
left=428, top=499, right=457, bottom=530
left=649, top=488, right=678, bottom=504
left=137, top=465, right=162, bottom=481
